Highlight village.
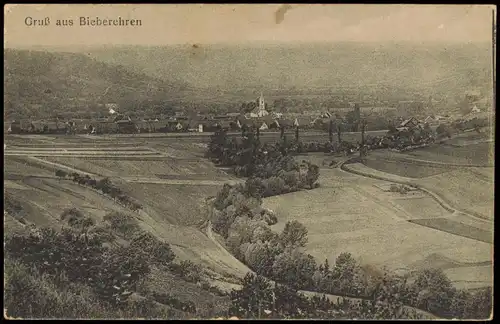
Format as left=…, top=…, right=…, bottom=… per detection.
left=5, top=90, right=488, bottom=136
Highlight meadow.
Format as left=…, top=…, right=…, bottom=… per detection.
left=263, top=168, right=493, bottom=289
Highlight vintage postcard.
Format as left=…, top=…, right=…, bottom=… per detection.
left=4, top=4, right=495, bottom=320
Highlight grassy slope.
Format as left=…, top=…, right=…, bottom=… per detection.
left=416, top=169, right=494, bottom=220
left=4, top=138, right=251, bottom=281
left=364, top=140, right=494, bottom=220
left=263, top=168, right=492, bottom=289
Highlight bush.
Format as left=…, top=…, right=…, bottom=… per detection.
left=103, top=211, right=140, bottom=237
left=60, top=208, right=94, bottom=229
left=170, top=260, right=202, bottom=283
left=130, top=231, right=175, bottom=266
left=4, top=260, right=119, bottom=319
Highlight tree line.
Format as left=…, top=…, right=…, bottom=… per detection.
left=55, top=170, right=142, bottom=212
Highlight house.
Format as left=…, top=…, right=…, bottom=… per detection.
left=5, top=122, right=11, bottom=133
left=258, top=121, right=269, bottom=130
left=8, top=120, right=22, bottom=134
left=399, top=117, right=420, bottom=129
left=116, top=119, right=139, bottom=134
left=96, top=120, right=118, bottom=134
left=105, top=103, right=119, bottom=114
left=167, top=121, right=185, bottom=132
left=150, top=121, right=168, bottom=133
left=213, top=115, right=232, bottom=120
left=424, top=116, right=434, bottom=124
left=136, top=121, right=151, bottom=133
left=188, top=120, right=207, bottom=132
left=471, top=105, right=481, bottom=113
left=113, top=114, right=137, bottom=133
left=214, top=120, right=236, bottom=131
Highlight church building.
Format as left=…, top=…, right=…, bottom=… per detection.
left=249, top=93, right=269, bottom=118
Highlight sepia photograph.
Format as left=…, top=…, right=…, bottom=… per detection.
left=3, top=3, right=495, bottom=320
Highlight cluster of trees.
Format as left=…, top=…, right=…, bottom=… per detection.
left=56, top=170, right=142, bottom=212
left=208, top=129, right=320, bottom=194
left=210, top=185, right=492, bottom=319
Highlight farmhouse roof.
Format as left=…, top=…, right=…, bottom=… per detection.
left=213, top=115, right=232, bottom=120
left=238, top=118, right=257, bottom=128
left=399, top=117, right=420, bottom=127
left=116, top=119, right=135, bottom=124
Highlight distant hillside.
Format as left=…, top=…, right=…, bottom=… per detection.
left=58, top=42, right=493, bottom=98
left=3, top=49, right=197, bottom=119
left=5, top=43, right=494, bottom=119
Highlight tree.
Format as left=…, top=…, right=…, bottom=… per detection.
left=271, top=249, right=317, bottom=289
left=436, top=124, right=452, bottom=139
left=129, top=231, right=175, bottom=266
left=278, top=221, right=308, bottom=248
left=55, top=169, right=67, bottom=181
left=305, top=163, right=320, bottom=189
left=328, top=120, right=334, bottom=143
left=229, top=273, right=274, bottom=319
left=243, top=241, right=277, bottom=278
left=410, top=268, right=455, bottom=316
left=295, top=126, right=299, bottom=142
left=359, top=108, right=375, bottom=160
left=332, top=252, right=365, bottom=296
left=207, top=128, right=229, bottom=163
left=464, top=287, right=492, bottom=319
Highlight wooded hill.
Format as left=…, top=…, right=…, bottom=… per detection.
left=4, top=49, right=199, bottom=120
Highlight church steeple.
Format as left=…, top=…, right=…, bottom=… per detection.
left=259, top=92, right=265, bottom=111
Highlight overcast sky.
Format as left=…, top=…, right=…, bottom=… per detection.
left=4, top=4, right=495, bottom=47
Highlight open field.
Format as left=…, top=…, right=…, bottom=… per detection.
left=416, top=169, right=494, bottom=221
left=364, top=155, right=458, bottom=178
left=356, top=139, right=494, bottom=221
left=263, top=168, right=493, bottom=289
left=4, top=136, right=252, bottom=283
